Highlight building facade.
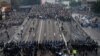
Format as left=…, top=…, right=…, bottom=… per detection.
left=0, top=0, right=11, bottom=3
left=45, top=0, right=56, bottom=3
left=11, top=0, right=41, bottom=9
left=20, top=0, right=41, bottom=5
left=81, top=0, right=97, bottom=3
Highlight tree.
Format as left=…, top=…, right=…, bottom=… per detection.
left=91, top=0, right=100, bottom=13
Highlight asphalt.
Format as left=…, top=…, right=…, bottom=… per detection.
left=10, top=18, right=65, bottom=56
left=0, top=14, right=100, bottom=56
left=71, top=13, right=100, bottom=56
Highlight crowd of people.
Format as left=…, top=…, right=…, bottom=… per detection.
left=29, top=4, right=71, bottom=22
left=67, top=37, right=99, bottom=56
left=0, top=40, right=65, bottom=56
left=0, top=38, right=98, bottom=56
left=0, top=8, right=30, bottom=29
left=0, top=8, right=30, bottom=42
left=0, top=3, right=99, bottom=56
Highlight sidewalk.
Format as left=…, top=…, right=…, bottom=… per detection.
left=83, top=27, right=100, bottom=45
left=72, top=13, right=100, bottom=45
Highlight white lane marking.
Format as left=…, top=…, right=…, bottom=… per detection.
left=33, top=33, right=35, bottom=37
left=44, top=33, right=46, bottom=37
left=54, top=33, right=55, bottom=36
left=25, top=32, right=29, bottom=42
left=25, top=20, right=33, bottom=42
left=60, top=34, right=62, bottom=37
left=38, top=20, right=43, bottom=43
left=61, top=33, right=67, bottom=46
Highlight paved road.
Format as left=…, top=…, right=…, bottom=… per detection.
left=71, top=13, right=100, bottom=56
left=35, top=19, right=64, bottom=56
left=72, top=13, right=100, bottom=45
left=2, top=14, right=99, bottom=56
left=4, top=18, right=64, bottom=45
left=83, top=28, right=100, bottom=45
left=11, top=18, right=65, bottom=56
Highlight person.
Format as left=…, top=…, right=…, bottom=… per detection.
left=72, top=49, right=77, bottom=56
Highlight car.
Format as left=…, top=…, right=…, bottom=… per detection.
left=80, top=16, right=90, bottom=27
